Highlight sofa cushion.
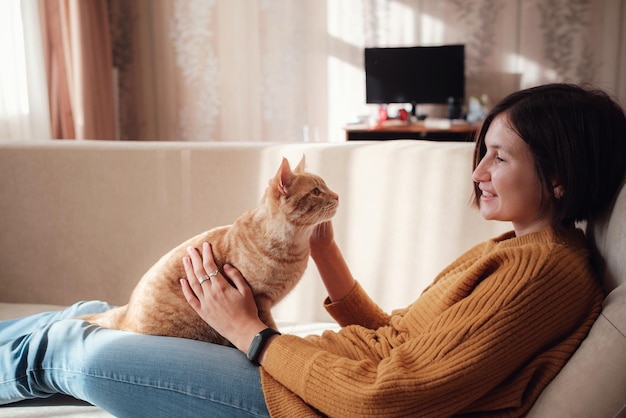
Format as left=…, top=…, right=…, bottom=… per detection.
left=527, top=286, right=626, bottom=417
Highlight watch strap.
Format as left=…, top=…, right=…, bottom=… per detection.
left=247, top=327, right=281, bottom=365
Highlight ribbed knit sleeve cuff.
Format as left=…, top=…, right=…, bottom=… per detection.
left=324, top=281, right=390, bottom=329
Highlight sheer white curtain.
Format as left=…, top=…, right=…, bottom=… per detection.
left=0, top=0, right=51, bottom=140
left=114, top=0, right=624, bottom=142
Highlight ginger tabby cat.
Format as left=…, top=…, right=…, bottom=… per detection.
left=81, top=156, right=339, bottom=345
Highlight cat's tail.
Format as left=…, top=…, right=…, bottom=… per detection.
left=78, top=305, right=128, bottom=330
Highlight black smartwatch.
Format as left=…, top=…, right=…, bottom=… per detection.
left=247, top=328, right=281, bottom=365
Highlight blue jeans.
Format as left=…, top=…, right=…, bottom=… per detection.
left=0, top=301, right=269, bottom=417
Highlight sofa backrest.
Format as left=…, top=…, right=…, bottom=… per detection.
left=0, top=140, right=509, bottom=322
left=528, top=180, right=626, bottom=417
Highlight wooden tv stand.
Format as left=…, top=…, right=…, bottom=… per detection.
left=344, top=120, right=479, bottom=142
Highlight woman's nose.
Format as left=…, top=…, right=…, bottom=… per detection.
left=472, top=160, right=488, bottom=183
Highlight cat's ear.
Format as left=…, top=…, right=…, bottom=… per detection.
left=273, top=157, right=295, bottom=195
left=294, top=155, right=306, bottom=173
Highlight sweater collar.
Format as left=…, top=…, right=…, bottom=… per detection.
left=491, top=226, right=587, bottom=249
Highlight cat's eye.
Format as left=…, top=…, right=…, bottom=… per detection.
left=311, top=187, right=321, bottom=196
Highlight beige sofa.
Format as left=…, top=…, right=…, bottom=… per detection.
left=0, top=140, right=624, bottom=417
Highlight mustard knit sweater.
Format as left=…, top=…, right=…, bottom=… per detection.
left=259, top=227, right=604, bottom=417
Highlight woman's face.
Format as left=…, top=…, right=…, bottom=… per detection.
left=472, top=114, right=555, bottom=236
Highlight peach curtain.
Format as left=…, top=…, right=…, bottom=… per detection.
left=39, top=0, right=116, bottom=140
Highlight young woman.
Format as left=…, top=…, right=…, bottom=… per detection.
left=2, top=84, right=625, bottom=417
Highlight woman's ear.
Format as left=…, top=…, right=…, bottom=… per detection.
left=553, top=184, right=565, bottom=199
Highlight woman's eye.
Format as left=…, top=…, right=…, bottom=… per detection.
left=311, top=188, right=321, bottom=196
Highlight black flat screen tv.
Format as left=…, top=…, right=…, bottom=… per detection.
left=365, top=45, right=465, bottom=115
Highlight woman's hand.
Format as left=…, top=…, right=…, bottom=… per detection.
left=309, top=221, right=356, bottom=303
left=180, top=242, right=267, bottom=353
left=310, top=221, right=335, bottom=257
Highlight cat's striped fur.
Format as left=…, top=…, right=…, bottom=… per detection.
left=81, top=156, right=339, bottom=344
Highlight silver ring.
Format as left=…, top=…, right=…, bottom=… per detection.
left=199, top=268, right=219, bottom=285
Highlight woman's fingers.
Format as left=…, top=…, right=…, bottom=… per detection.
left=181, top=256, right=201, bottom=311
left=179, top=242, right=265, bottom=349
left=186, top=245, right=207, bottom=282
left=181, top=242, right=225, bottom=297
left=201, top=242, right=220, bottom=284
left=181, top=244, right=214, bottom=310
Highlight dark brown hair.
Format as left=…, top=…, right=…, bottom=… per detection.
left=472, top=83, right=626, bottom=227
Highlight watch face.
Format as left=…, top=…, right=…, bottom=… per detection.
left=247, top=328, right=280, bottom=364
left=248, top=334, right=263, bottom=361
